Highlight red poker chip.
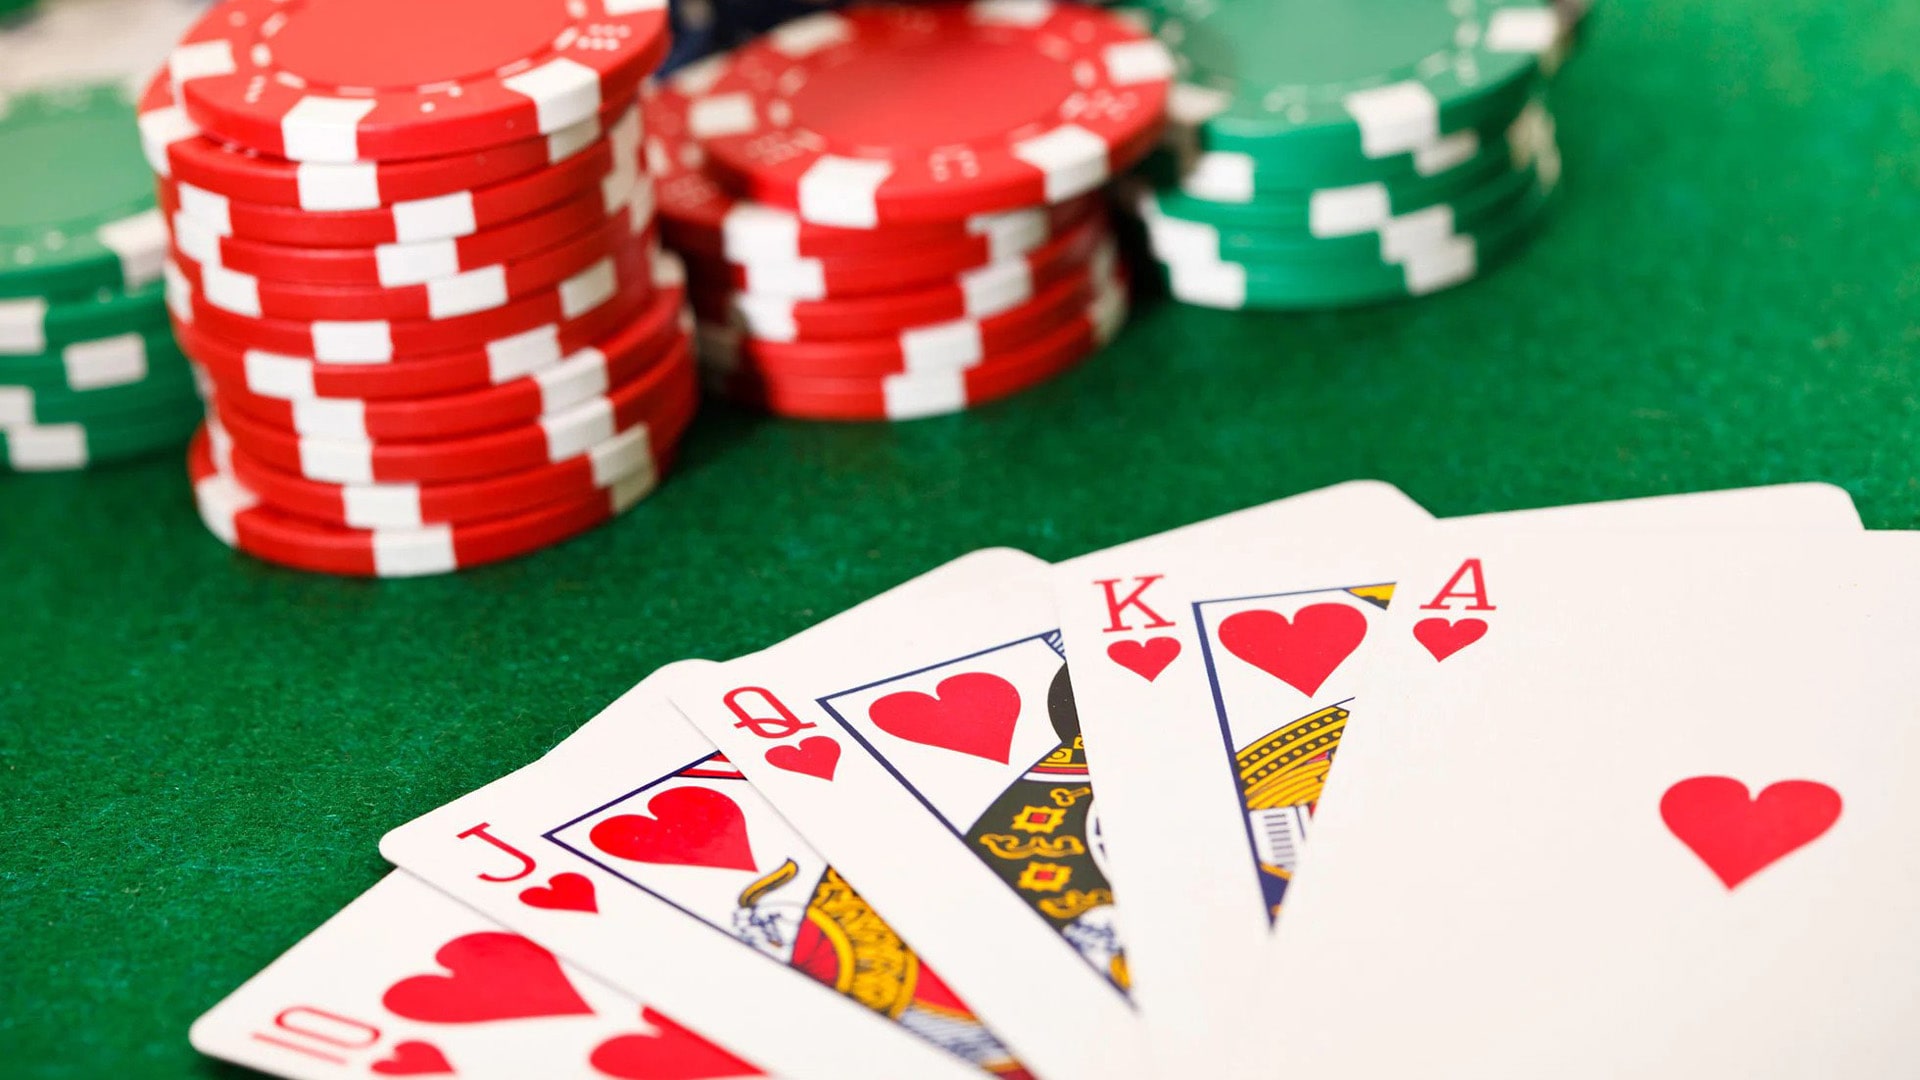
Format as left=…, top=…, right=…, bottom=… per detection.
left=209, top=336, right=697, bottom=484
left=705, top=252, right=1117, bottom=379
left=169, top=0, right=671, bottom=163
left=203, top=385, right=693, bottom=529
left=164, top=183, right=631, bottom=288
left=647, top=77, right=1087, bottom=263
left=692, top=214, right=1110, bottom=342
left=702, top=197, right=1096, bottom=301
left=169, top=215, right=655, bottom=322
left=172, top=258, right=688, bottom=400
left=712, top=278, right=1127, bottom=422
left=201, top=294, right=689, bottom=440
left=156, top=110, right=643, bottom=248
left=683, top=3, right=1172, bottom=226
left=165, top=243, right=655, bottom=362
left=189, top=428, right=673, bottom=577
left=138, top=64, right=633, bottom=211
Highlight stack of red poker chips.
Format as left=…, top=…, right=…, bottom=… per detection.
left=138, top=0, right=696, bottom=576
left=648, top=1, right=1173, bottom=422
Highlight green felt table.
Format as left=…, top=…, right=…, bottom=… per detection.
left=5, top=2, right=1920, bottom=1075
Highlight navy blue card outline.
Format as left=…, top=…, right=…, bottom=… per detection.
left=1192, top=581, right=1391, bottom=925
left=813, top=629, right=1066, bottom=841
left=542, top=751, right=786, bottom=954
left=814, top=629, right=1132, bottom=1004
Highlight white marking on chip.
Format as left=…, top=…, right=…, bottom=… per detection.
left=282, top=97, right=377, bottom=163
left=502, top=58, right=604, bottom=135
left=798, top=156, right=893, bottom=229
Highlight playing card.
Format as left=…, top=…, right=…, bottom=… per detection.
left=1050, top=483, right=1860, bottom=1077
left=378, top=663, right=988, bottom=1080
left=189, top=871, right=762, bottom=1080
left=661, top=481, right=1438, bottom=1080
left=1260, top=529, right=1920, bottom=1077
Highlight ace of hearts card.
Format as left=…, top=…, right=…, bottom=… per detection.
left=1050, top=483, right=1859, bottom=1077
left=1260, top=528, right=1920, bottom=1078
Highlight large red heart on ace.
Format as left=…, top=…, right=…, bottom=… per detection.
left=590, top=786, right=757, bottom=872
left=382, top=933, right=592, bottom=1023
left=1218, top=603, right=1368, bottom=696
left=869, top=672, right=1022, bottom=763
left=1660, top=776, right=1842, bottom=889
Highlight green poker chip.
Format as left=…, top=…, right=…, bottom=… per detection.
left=1136, top=134, right=1556, bottom=265
left=1140, top=96, right=1553, bottom=219
left=0, top=365, right=198, bottom=425
left=1153, top=177, right=1556, bottom=310
left=0, top=83, right=167, bottom=301
left=0, top=326, right=184, bottom=390
left=0, top=0, right=37, bottom=20
left=1, top=405, right=198, bottom=472
left=0, top=277, right=167, bottom=356
left=1135, top=0, right=1565, bottom=177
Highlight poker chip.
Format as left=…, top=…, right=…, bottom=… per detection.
left=1, top=279, right=170, bottom=355
left=1156, top=176, right=1557, bottom=310
left=202, top=289, right=689, bottom=440
left=680, top=3, right=1173, bottom=226
left=708, top=197, right=1097, bottom=301
left=174, top=260, right=688, bottom=402
left=167, top=187, right=644, bottom=289
left=168, top=0, right=672, bottom=163
left=139, top=66, right=636, bottom=212
left=0, top=327, right=180, bottom=390
left=188, top=426, right=669, bottom=577
left=165, top=244, right=654, bottom=362
left=710, top=273, right=1127, bottom=422
left=648, top=4, right=1156, bottom=420
left=648, top=76, right=1100, bottom=262
left=696, top=215, right=1109, bottom=343
left=1129, top=0, right=1568, bottom=310
left=1, top=363, right=197, bottom=426
left=170, top=214, right=656, bottom=322
left=1144, top=0, right=1564, bottom=177
left=0, top=80, right=197, bottom=470
left=0, top=83, right=168, bottom=301
left=708, top=248, right=1114, bottom=379
left=207, top=407, right=688, bottom=529
left=156, top=110, right=645, bottom=249
left=3, top=406, right=200, bottom=471
left=137, top=0, right=689, bottom=563
left=208, top=337, right=696, bottom=484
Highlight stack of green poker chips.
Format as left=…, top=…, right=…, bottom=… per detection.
left=0, top=0, right=37, bottom=21
left=1121, top=0, right=1572, bottom=310
left=1, top=82, right=191, bottom=471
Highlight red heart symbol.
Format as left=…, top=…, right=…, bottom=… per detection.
left=382, top=933, right=591, bottom=1023
left=1218, top=604, right=1367, bottom=696
left=1107, top=637, right=1180, bottom=682
left=371, top=1041, right=453, bottom=1076
left=870, top=672, right=1021, bottom=763
left=764, top=735, right=841, bottom=780
left=1660, top=776, right=1842, bottom=889
left=519, top=872, right=597, bottom=913
left=370, top=1037, right=453, bottom=1068
left=1413, top=617, right=1487, bottom=662
left=590, top=1007, right=764, bottom=1079
left=590, top=786, right=756, bottom=871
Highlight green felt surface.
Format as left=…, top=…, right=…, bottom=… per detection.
left=5, top=2, right=1920, bottom=1075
